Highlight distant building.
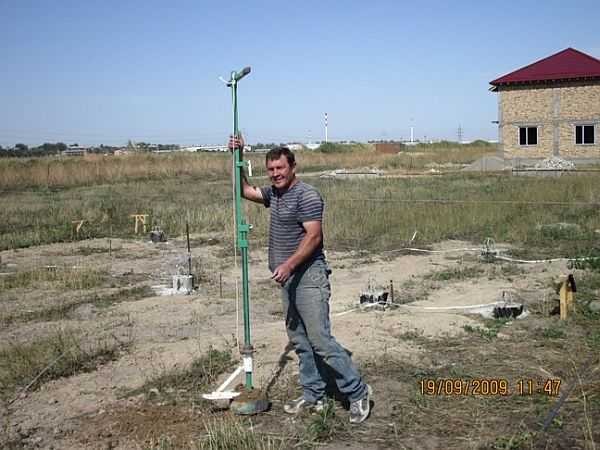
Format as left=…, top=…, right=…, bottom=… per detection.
left=490, top=48, right=600, bottom=160
left=62, top=146, right=88, bottom=156
left=190, top=145, right=252, bottom=152
left=375, top=143, right=403, bottom=154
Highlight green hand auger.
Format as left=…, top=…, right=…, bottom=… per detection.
left=228, top=66, right=254, bottom=390
left=203, top=66, right=268, bottom=414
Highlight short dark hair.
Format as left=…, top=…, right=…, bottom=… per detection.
left=265, top=146, right=295, bottom=167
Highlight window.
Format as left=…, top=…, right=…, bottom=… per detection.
left=519, top=127, right=537, bottom=146
left=575, top=125, right=595, bottom=145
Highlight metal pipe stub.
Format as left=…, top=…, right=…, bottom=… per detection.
left=172, top=274, right=194, bottom=294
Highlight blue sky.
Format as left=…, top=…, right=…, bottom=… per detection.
left=1, top=0, right=599, bottom=146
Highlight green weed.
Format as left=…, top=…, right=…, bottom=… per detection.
left=304, top=399, right=338, bottom=442
left=463, top=319, right=509, bottom=340
left=491, top=431, right=534, bottom=449
left=539, top=327, right=566, bottom=339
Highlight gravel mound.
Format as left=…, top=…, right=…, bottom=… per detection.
left=534, top=157, right=575, bottom=170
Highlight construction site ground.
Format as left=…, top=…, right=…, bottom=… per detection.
left=1, top=235, right=598, bottom=449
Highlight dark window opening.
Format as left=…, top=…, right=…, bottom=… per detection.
left=527, top=127, right=537, bottom=145
left=576, top=125, right=595, bottom=145
left=519, top=127, right=537, bottom=146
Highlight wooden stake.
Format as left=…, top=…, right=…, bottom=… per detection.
left=71, top=220, right=85, bottom=239
left=130, top=214, right=148, bottom=234
left=559, top=281, right=568, bottom=320
left=559, top=274, right=576, bottom=320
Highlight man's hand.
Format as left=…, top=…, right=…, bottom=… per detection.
left=272, top=262, right=294, bottom=285
left=228, top=135, right=245, bottom=151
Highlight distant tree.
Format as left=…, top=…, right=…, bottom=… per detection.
left=57, top=142, right=67, bottom=152
left=15, top=143, right=28, bottom=153
left=317, top=142, right=345, bottom=153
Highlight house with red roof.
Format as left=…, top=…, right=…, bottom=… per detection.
left=490, top=48, right=600, bottom=161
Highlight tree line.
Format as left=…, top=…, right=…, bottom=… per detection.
left=0, top=142, right=69, bottom=158
left=0, top=142, right=179, bottom=158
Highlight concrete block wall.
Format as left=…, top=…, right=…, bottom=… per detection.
left=497, top=80, right=600, bottom=159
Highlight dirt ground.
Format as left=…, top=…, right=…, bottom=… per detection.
left=0, top=235, right=591, bottom=449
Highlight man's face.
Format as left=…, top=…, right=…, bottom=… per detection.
left=266, top=155, right=296, bottom=190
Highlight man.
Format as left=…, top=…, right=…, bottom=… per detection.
left=229, top=136, right=372, bottom=424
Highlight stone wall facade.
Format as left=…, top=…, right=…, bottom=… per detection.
left=496, top=80, right=600, bottom=160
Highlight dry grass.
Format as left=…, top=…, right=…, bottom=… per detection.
left=0, top=152, right=231, bottom=190
left=0, top=285, right=154, bottom=326
left=196, top=418, right=291, bottom=450
left=0, top=328, right=126, bottom=398
left=124, top=347, right=235, bottom=405
left=0, top=143, right=495, bottom=190
left=0, top=265, right=106, bottom=291
left=3, top=170, right=600, bottom=261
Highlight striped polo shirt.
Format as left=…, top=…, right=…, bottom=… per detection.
left=260, top=181, right=325, bottom=272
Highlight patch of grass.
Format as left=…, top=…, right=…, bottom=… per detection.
left=126, top=347, right=234, bottom=404
left=463, top=318, right=509, bottom=340
left=0, top=266, right=106, bottom=290
left=568, top=270, right=600, bottom=350
left=144, top=436, right=176, bottom=450
left=585, top=329, right=600, bottom=349
left=396, top=329, right=425, bottom=341
left=0, top=328, right=125, bottom=397
left=3, top=169, right=600, bottom=260
left=538, top=326, right=566, bottom=339
left=1, top=285, right=154, bottom=325
left=424, top=265, right=484, bottom=282
left=318, top=174, right=600, bottom=258
left=75, top=245, right=113, bottom=256
left=491, top=430, right=535, bottom=449
left=197, top=418, right=290, bottom=450
left=304, top=399, right=339, bottom=443
left=498, top=263, right=525, bottom=278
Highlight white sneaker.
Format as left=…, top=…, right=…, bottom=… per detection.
left=349, top=384, right=372, bottom=424
left=283, top=396, right=325, bottom=414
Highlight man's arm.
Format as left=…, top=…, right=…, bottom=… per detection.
left=242, top=174, right=264, bottom=204
left=271, top=220, right=322, bottom=284
left=229, top=135, right=264, bottom=204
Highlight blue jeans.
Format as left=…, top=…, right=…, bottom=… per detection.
left=281, top=259, right=367, bottom=404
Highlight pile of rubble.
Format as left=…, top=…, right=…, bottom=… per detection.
left=534, top=157, right=575, bottom=170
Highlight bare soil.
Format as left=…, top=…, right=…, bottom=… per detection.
left=0, top=236, right=595, bottom=449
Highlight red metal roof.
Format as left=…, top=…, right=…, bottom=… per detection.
left=490, top=48, right=600, bottom=87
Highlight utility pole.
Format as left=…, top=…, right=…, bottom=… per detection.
left=324, top=112, right=328, bottom=143
left=457, top=124, right=463, bottom=143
